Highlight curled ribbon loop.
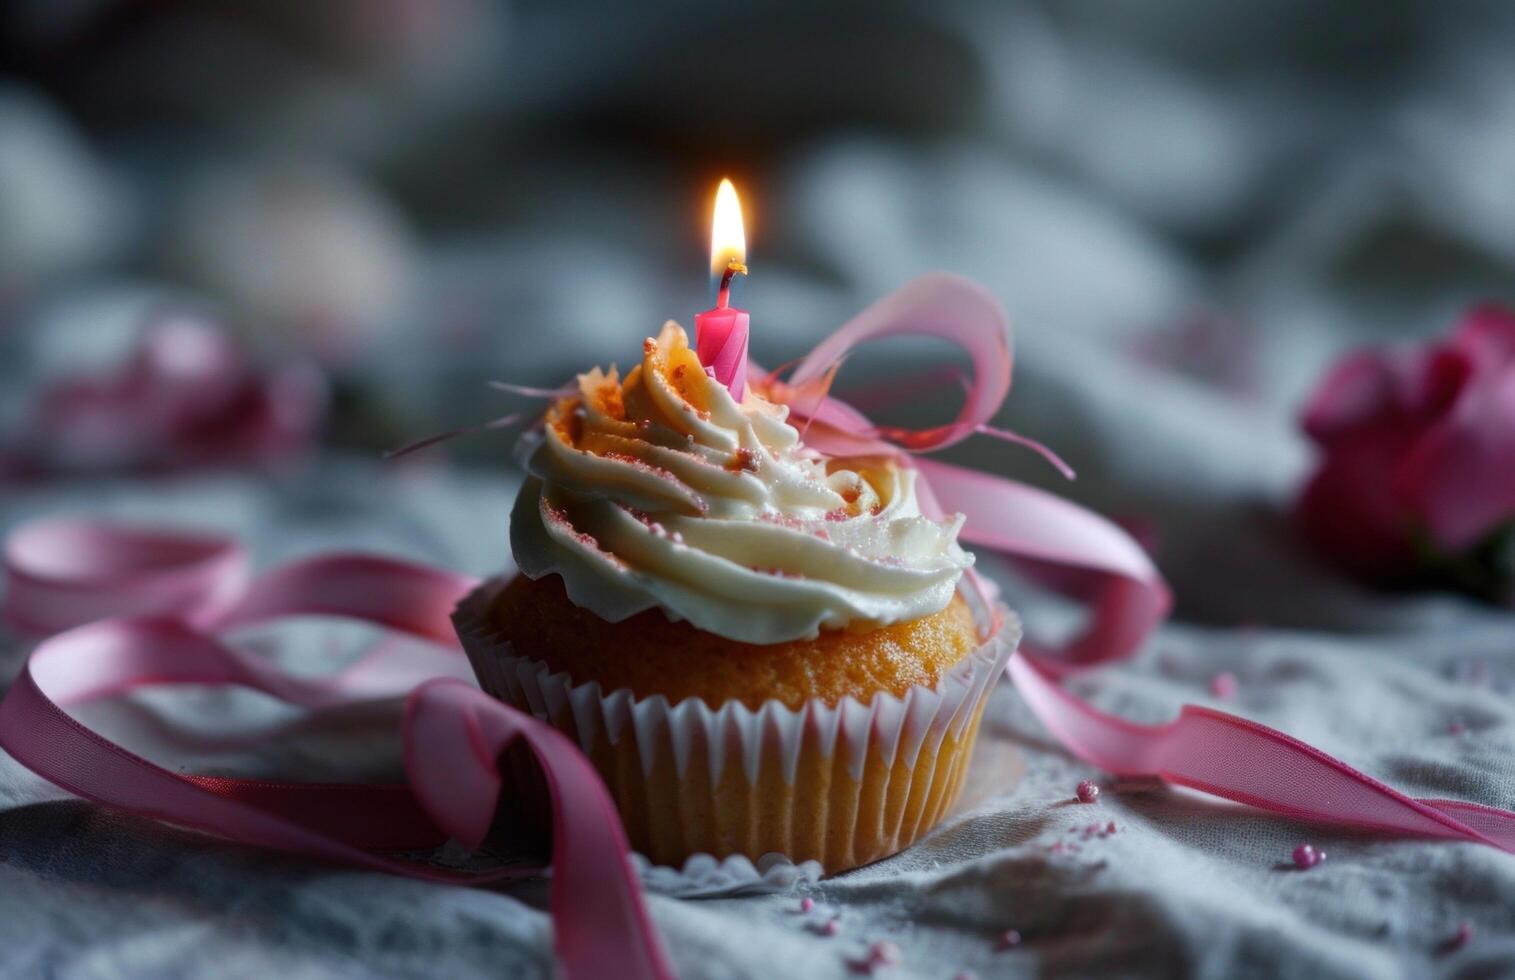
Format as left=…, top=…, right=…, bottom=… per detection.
left=0, top=521, right=673, bottom=980
left=2, top=519, right=249, bottom=635
left=770, top=274, right=1073, bottom=477
left=785, top=274, right=1009, bottom=453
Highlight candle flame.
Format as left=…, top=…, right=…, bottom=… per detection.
left=710, top=178, right=747, bottom=278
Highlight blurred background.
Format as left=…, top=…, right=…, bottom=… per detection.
left=3, top=0, right=1514, bottom=623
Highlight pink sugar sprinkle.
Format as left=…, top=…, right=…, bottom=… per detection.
left=799, top=897, right=814, bottom=913
left=1451, top=922, right=1474, bottom=949
left=1106, top=821, right=1117, bottom=834
left=819, top=919, right=840, bottom=937
left=600, top=451, right=676, bottom=482
left=758, top=511, right=810, bottom=530
left=1292, top=843, right=1325, bottom=869
left=1076, top=780, right=1100, bottom=804
left=750, top=566, right=806, bottom=579
left=995, top=928, right=1022, bottom=950
left=1447, top=721, right=1466, bottom=735
left=1209, top=672, right=1238, bottom=699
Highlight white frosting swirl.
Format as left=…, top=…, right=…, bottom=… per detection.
left=510, top=322, right=973, bottom=643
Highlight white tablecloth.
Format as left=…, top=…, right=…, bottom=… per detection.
left=3, top=446, right=1512, bottom=979
left=5, top=3, right=1515, bottom=974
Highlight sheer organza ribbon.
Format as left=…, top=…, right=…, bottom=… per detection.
left=5, top=274, right=1515, bottom=980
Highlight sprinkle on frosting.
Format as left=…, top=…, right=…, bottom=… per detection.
left=510, top=322, right=974, bottom=643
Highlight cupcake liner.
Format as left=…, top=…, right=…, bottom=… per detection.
left=453, top=578, right=1019, bottom=873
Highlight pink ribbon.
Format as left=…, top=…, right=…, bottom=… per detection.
left=0, top=520, right=673, bottom=980
left=924, top=463, right=1515, bottom=850
left=5, top=273, right=1515, bottom=980
left=759, top=273, right=1515, bottom=856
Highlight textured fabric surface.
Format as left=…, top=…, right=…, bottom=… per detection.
left=2, top=448, right=1513, bottom=979
left=4, top=3, right=1515, bottom=975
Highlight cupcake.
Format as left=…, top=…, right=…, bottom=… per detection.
left=455, top=322, right=1016, bottom=873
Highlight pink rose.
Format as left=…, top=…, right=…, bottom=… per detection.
left=1297, top=305, right=1515, bottom=598
left=4, top=315, right=327, bottom=480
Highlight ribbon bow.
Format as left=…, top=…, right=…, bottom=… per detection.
left=5, top=275, right=1515, bottom=980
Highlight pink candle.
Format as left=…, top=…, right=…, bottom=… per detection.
left=695, top=178, right=749, bottom=400
left=696, top=263, right=749, bottom=400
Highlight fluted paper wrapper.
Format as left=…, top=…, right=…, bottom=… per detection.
left=454, top=579, right=1018, bottom=874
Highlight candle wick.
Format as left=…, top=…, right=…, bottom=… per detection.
left=717, top=259, right=748, bottom=309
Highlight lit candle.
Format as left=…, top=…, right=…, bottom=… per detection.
left=695, top=178, right=750, bottom=400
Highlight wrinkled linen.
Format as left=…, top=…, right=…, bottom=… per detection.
left=2, top=441, right=1513, bottom=979
left=5, top=1, right=1515, bottom=976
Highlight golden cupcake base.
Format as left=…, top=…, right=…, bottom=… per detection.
left=454, top=579, right=1017, bottom=875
